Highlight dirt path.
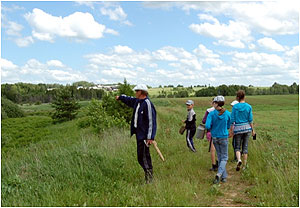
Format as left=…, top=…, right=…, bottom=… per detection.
left=210, top=161, right=256, bottom=207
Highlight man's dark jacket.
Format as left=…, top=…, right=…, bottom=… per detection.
left=119, top=95, right=157, bottom=140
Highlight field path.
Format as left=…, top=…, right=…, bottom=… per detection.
left=210, top=161, right=256, bottom=207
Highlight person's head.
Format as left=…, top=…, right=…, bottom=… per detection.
left=133, top=84, right=148, bottom=99
left=213, top=96, right=225, bottom=109
left=236, top=90, right=245, bottom=102
left=186, top=100, right=194, bottom=110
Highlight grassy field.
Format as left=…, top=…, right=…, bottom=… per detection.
left=1, top=95, right=299, bottom=206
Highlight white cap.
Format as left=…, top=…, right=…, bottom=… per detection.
left=231, top=100, right=239, bottom=106
left=186, top=100, right=194, bottom=105
left=213, top=95, right=225, bottom=102
left=133, top=84, right=148, bottom=92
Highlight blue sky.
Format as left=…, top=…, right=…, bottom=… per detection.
left=1, top=1, right=299, bottom=87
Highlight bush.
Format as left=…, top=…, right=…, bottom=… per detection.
left=101, top=79, right=134, bottom=123
left=1, top=97, right=25, bottom=119
left=87, top=99, right=128, bottom=132
left=51, top=87, right=80, bottom=123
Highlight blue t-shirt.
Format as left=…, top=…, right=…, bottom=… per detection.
left=230, top=103, right=253, bottom=125
left=205, top=109, right=231, bottom=138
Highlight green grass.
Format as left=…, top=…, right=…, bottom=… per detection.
left=2, top=94, right=299, bottom=206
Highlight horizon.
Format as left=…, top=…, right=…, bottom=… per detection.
left=1, top=1, right=299, bottom=87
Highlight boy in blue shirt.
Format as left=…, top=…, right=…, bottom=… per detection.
left=205, top=96, right=231, bottom=184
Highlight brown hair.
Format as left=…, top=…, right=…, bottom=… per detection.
left=141, top=90, right=148, bottom=96
left=214, top=101, right=225, bottom=115
left=236, top=90, right=245, bottom=102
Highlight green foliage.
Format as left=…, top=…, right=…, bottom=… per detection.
left=101, top=79, right=134, bottom=123
left=1, top=97, right=25, bottom=119
left=1, top=116, right=52, bottom=151
left=86, top=99, right=128, bottom=132
left=51, top=87, right=80, bottom=123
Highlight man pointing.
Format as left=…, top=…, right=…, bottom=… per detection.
left=116, top=84, right=157, bottom=183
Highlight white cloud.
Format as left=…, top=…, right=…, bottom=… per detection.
left=257, top=37, right=285, bottom=52
left=104, top=28, right=119, bottom=36
left=145, top=2, right=299, bottom=36
left=1, top=58, right=86, bottom=84
left=47, top=60, right=65, bottom=67
left=5, top=21, right=23, bottom=36
left=1, top=58, right=18, bottom=70
left=100, top=5, right=133, bottom=26
left=197, top=14, right=219, bottom=24
left=114, top=45, right=134, bottom=54
left=24, top=8, right=106, bottom=41
left=15, top=36, right=34, bottom=47
left=214, top=40, right=245, bottom=49
left=189, top=20, right=252, bottom=48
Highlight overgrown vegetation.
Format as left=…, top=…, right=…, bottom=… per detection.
left=1, top=97, right=25, bottom=119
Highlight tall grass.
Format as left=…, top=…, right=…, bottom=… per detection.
left=1, top=95, right=298, bottom=206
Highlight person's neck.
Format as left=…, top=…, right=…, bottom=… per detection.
left=240, top=100, right=245, bottom=103
left=138, top=95, right=147, bottom=99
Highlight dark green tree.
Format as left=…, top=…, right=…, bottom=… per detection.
left=51, top=87, right=80, bottom=123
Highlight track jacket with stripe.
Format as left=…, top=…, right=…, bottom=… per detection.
left=119, top=95, right=157, bottom=141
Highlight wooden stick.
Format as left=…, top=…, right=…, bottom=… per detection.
left=152, top=141, right=165, bottom=161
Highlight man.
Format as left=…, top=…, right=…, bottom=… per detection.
left=116, top=84, right=157, bottom=183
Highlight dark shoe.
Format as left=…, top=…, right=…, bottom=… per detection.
left=221, top=178, right=227, bottom=183
left=213, top=174, right=220, bottom=184
left=145, top=169, right=153, bottom=184
left=236, top=160, right=242, bottom=171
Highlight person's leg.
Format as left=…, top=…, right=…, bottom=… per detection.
left=209, top=143, right=218, bottom=171
left=137, top=139, right=153, bottom=183
left=213, top=138, right=222, bottom=184
left=189, top=128, right=197, bottom=150
left=234, top=134, right=243, bottom=171
left=218, top=138, right=228, bottom=180
left=186, top=129, right=196, bottom=152
left=241, top=132, right=251, bottom=169
left=232, top=137, right=237, bottom=162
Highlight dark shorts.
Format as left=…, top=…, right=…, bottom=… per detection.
left=234, top=132, right=251, bottom=154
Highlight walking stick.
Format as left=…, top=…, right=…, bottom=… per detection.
left=152, top=141, right=165, bottom=161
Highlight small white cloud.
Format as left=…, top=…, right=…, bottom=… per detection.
left=197, top=14, right=219, bottom=24
left=114, top=45, right=134, bottom=54
left=25, top=8, right=106, bottom=41
left=47, top=60, right=65, bottom=67
left=104, top=28, right=119, bottom=36
left=257, top=37, right=285, bottom=52
left=100, top=5, right=133, bottom=26
left=15, top=36, right=34, bottom=47
left=5, top=21, right=23, bottom=36
left=189, top=20, right=252, bottom=48
left=215, top=40, right=245, bottom=49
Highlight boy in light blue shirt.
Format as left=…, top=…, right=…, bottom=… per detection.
left=205, top=95, right=231, bottom=184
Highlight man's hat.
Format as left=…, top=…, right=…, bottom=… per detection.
left=133, top=84, right=148, bottom=92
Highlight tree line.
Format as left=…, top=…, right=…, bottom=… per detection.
left=1, top=82, right=106, bottom=104
left=156, top=82, right=299, bottom=98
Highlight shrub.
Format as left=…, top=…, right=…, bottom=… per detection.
left=51, top=87, right=80, bottom=123
left=87, top=99, right=128, bottom=132
left=1, top=97, right=25, bottom=119
left=101, top=79, right=134, bottom=123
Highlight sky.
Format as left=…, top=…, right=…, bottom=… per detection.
left=1, top=1, right=299, bottom=87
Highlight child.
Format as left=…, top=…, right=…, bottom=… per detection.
left=202, top=98, right=218, bottom=171
left=205, top=96, right=231, bottom=184
left=182, top=100, right=196, bottom=152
